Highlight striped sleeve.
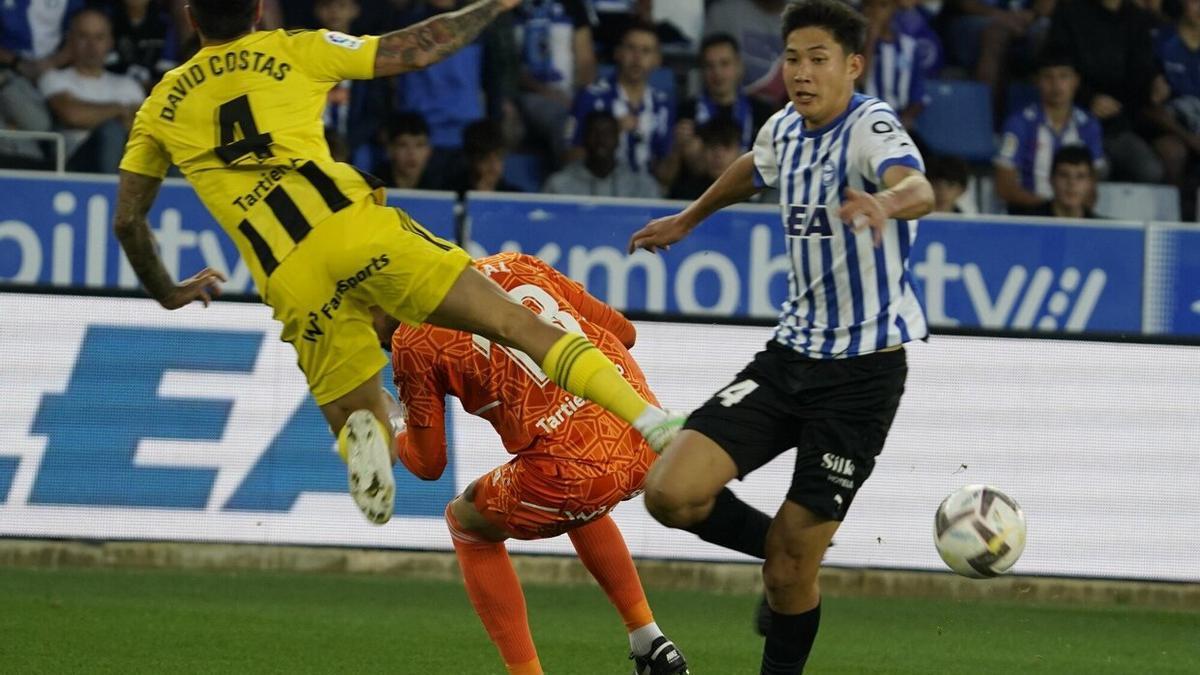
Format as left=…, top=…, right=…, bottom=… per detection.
left=851, top=102, right=924, bottom=181
left=752, top=108, right=788, bottom=188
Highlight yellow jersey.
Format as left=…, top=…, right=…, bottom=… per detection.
left=119, top=29, right=384, bottom=293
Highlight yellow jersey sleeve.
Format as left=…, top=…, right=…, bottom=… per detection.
left=118, top=107, right=171, bottom=179
left=288, top=29, right=380, bottom=83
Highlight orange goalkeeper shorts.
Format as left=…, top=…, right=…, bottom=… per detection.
left=471, top=443, right=657, bottom=540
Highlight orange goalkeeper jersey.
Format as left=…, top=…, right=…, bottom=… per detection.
left=390, top=253, right=657, bottom=481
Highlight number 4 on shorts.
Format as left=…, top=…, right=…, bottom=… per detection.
left=716, top=379, right=759, bottom=407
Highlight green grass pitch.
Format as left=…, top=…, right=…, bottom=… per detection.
left=1, top=566, right=1196, bottom=673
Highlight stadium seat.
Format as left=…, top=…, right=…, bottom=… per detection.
left=504, top=153, right=546, bottom=193
left=915, top=80, right=996, bottom=163
left=1095, top=182, right=1181, bottom=222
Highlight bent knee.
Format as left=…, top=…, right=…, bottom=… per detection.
left=643, top=483, right=706, bottom=529
left=762, top=556, right=820, bottom=596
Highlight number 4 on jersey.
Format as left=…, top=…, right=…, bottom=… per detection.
left=215, top=95, right=274, bottom=165
left=716, top=380, right=759, bottom=407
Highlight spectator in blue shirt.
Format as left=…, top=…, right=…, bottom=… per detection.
left=568, top=20, right=675, bottom=184
left=587, top=0, right=651, bottom=60
left=514, top=0, right=597, bottom=164
left=995, top=52, right=1106, bottom=214
left=0, top=0, right=82, bottom=78
left=545, top=109, right=661, bottom=198
left=313, top=0, right=389, bottom=161
left=1148, top=0, right=1200, bottom=214
left=860, top=0, right=926, bottom=131
left=0, top=0, right=81, bottom=166
left=393, top=0, right=519, bottom=189
left=895, top=0, right=943, bottom=79
left=676, top=33, right=773, bottom=177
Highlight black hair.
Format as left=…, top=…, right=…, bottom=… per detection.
left=1051, top=145, right=1094, bottom=174
left=700, top=32, right=740, bottom=58
left=925, top=154, right=969, bottom=188
left=463, top=119, right=506, bottom=160
left=189, top=0, right=258, bottom=41
left=1162, top=0, right=1183, bottom=22
left=619, top=19, right=659, bottom=46
left=386, top=112, right=430, bottom=141
left=1035, top=49, right=1076, bottom=72
left=697, top=117, right=743, bottom=148
left=69, top=7, right=111, bottom=31
left=780, top=0, right=867, bottom=55
left=582, top=110, right=618, bottom=135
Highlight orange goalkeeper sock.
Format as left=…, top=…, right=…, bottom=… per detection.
left=540, top=333, right=659, bottom=426
left=568, top=515, right=655, bottom=634
left=445, top=505, right=542, bottom=675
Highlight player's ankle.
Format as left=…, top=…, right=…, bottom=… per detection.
left=631, top=405, right=666, bottom=434
left=628, top=621, right=664, bottom=655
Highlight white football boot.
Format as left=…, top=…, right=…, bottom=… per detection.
left=340, top=410, right=395, bottom=525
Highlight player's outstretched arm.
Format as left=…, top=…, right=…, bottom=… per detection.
left=629, top=151, right=760, bottom=254
left=838, top=165, right=934, bottom=246
left=114, top=170, right=226, bottom=309
left=373, top=0, right=519, bottom=78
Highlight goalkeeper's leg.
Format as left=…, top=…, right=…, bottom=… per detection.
left=446, top=493, right=543, bottom=675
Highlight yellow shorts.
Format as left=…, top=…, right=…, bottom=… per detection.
left=267, top=198, right=470, bottom=405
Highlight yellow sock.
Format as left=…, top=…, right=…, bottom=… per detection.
left=540, top=333, right=651, bottom=425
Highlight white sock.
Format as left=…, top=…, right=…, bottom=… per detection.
left=629, top=621, right=664, bottom=655
left=631, top=405, right=666, bottom=435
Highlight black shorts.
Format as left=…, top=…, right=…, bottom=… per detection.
left=684, top=340, right=908, bottom=521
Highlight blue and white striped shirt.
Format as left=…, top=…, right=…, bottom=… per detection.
left=753, top=94, right=928, bottom=358
left=0, top=0, right=82, bottom=59
left=570, top=75, right=674, bottom=174
left=861, top=33, right=926, bottom=113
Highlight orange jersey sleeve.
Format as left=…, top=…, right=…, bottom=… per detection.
left=390, top=331, right=451, bottom=480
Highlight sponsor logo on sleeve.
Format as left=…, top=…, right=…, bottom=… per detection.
left=324, top=31, right=364, bottom=50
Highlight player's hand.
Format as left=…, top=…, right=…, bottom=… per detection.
left=496, top=0, right=522, bottom=10
left=629, top=213, right=693, bottom=254
left=839, top=188, right=888, bottom=247
left=160, top=267, right=227, bottom=309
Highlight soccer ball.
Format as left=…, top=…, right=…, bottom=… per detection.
left=933, top=484, right=1027, bottom=578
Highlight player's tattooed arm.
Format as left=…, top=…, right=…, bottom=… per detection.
left=114, top=170, right=226, bottom=309
left=373, top=0, right=518, bottom=78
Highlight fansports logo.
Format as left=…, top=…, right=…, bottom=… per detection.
left=324, top=32, right=364, bottom=50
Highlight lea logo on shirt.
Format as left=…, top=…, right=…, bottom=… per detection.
left=324, top=32, right=363, bottom=50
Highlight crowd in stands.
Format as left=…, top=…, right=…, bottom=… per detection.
left=1, top=0, right=1198, bottom=219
